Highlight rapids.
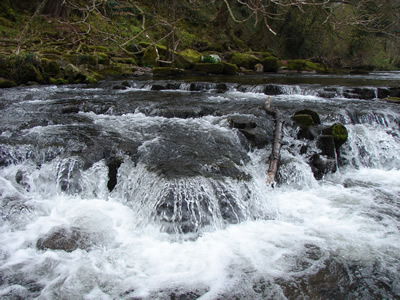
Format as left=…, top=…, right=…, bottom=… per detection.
left=0, top=72, right=400, bottom=299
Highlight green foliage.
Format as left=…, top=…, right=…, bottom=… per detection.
left=201, top=55, right=218, bottom=64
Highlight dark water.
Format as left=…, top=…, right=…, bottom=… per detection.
left=0, top=72, right=400, bottom=299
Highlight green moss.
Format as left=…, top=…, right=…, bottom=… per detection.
left=141, top=46, right=158, bottom=67
left=41, top=58, right=60, bottom=76
left=326, top=123, right=348, bottom=147
left=178, top=49, right=201, bottom=64
left=76, top=54, right=97, bottom=66
left=222, top=62, right=238, bottom=75
left=292, top=114, right=315, bottom=127
left=193, top=63, right=224, bottom=74
left=96, top=53, right=110, bottom=65
left=260, top=56, right=278, bottom=72
left=85, top=76, right=98, bottom=84
left=112, top=57, right=136, bottom=65
left=294, top=109, right=321, bottom=125
left=229, top=52, right=260, bottom=70
left=288, top=59, right=326, bottom=72
left=0, top=17, right=13, bottom=27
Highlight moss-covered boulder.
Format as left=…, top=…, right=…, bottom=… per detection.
left=229, top=52, right=260, bottom=70
left=261, top=56, right=279, bottom=72
left=179, top=49, right=201, bottom=64
left=292, top=109, right=321, bottom=126
left=63, top=63, right=86, bottom=83
left=193, top=63, right=224, bottom=74
left=292, top=114, right=314, bottom=127
left=222, top=62, right=238, bottom=75
left=141, top=46, right=159, bottom=67
left=324, top=123, right=348, bottom=147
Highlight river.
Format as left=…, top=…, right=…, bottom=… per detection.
left=0, top=72, right=399, bottom=299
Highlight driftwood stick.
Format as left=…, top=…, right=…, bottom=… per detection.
left=263, top=96, right=284, bottom=185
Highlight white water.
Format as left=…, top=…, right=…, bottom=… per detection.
left=1, top=83, right=400, bottom=299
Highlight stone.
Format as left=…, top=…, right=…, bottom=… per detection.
left=0, top=78, right=17, bottom=88
left=309, top=154, right=337, bottom=180
left=254, top=63, right=264, bottom=73
left=36, top=226, right=91, bottom=252
left=317, top=135, right=336, bottom=159
left=323, top=123, right=348, bottom=148
left=222, top=62, right=238, bottom=75
left=293, top=109, right=321, bottom=125
left=261, top=56, right=279, bottom=72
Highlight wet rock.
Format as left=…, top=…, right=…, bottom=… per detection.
left=61, top=105, right=80, bottom=114
left=317, top=135, right=336, bottom=159
left=293, top=109, right=321, bottom=125
left=343, top=87, right=376, bottom=100
left=107, top=156, right=123, bottom=192
left=292, top=114, right=314, bottom=127
left=323, top=123, right=348, bottom=148
left=228, top=115, right=271, bottom=148
left=309, top=154, right=337, bottom=180
left=36, top=226, right=91, bottom=252
left=264, top=84, right=283, bottom=95
left=112, top=84, right=127, bottom=90
left=189, top=82, right=216, bottom=91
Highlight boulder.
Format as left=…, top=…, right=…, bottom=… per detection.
left=323, top=123, right=348, bottom=148
left=309, top=154, right=337, bottom=180
left=222, top=62, right=238, bottom=75
left=293, top=109, right=321, bottom=125
left=254, top=63, right=264, bottom=73
left=260, top=56, right=279, bottom=72
left=229, top=52, right=260, bottom=70
left=0, top=78, right=17, bottom=88
left=36, top=226, right=91, bottom=252
left=317, top=135, right=336, bottom=159
left=153, top=67, right=184, bottom=76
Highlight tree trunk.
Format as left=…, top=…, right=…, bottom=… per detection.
left=263, top=97, right=284, bottom=185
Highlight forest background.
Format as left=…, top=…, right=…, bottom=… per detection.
left=0, top=0, right=399, bottom=86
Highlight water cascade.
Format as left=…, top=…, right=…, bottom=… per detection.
left=0, top=73, right=400, bottom=299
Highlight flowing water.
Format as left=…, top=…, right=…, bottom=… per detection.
left=0, top=72, right=400, bottom=299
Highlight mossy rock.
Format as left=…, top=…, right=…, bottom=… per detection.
left=49, top=77, right=68, bottom=85
left=0, top=78, right=17, bottom=88
left=63, top=63, right=86, bottom=82
left=141, top=46, right=158, bottom=67
left=178, top=49, right=201, bottom=64
left=112, top=57, right=136, bottom=65
left=229, top=52, right=260, bottom=70
left=288, top=59, right=325, bottom=73
left=41, top=58, right=60, bottom=76
left=292, top=114, right=315, bottom=127
left=193, top=63, right=224, bottom=74
left=293, top=109, right=321, bottom=125
left=324, top=123, right=348, bottom=147
left=153, top=67, right=183, bottom=76
left=261, top=56, right=278, bottom=72
left=222, top=62, right=238, bottom=75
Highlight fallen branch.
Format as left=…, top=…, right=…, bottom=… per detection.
left=263, top=96, right=284, bottom=186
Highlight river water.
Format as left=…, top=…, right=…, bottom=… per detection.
left=0, top=72, right=399, bottom=299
